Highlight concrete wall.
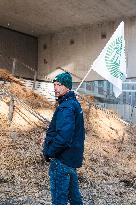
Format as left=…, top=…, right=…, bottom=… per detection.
left=38, top=17, right=136, bottom=81
left=0, top=27, right=38, bottom=78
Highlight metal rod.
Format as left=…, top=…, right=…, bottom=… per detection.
left=76, top=66, right=92, bottom=92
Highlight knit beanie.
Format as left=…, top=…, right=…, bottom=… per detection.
left=53, top=72, right=72, bottom=89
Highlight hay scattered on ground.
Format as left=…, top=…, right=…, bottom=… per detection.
left=0, top=69, right=136, bottom=205
left=0, top=68, right=54, bottom=110
left=0, top=68, right=23, bottom=85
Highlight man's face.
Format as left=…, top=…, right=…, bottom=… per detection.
left=54, top=81, right=69, bottom=97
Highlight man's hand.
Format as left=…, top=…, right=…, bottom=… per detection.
left=40, top=153, right=51, bottom=164
left=45, top=155, right=51, bottom=162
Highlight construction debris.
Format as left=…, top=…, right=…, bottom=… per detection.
left=0, top=69, right=136, bottom=205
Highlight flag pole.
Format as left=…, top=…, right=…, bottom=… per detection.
left=76, top=66, right=92, bottom=92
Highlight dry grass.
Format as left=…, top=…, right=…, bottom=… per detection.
left=0, top=69, right=136, bottom=204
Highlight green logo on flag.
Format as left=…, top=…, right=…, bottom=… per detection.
left=105, top=36, right=125, bottom=80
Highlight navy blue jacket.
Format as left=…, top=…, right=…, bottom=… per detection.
left=42, top=91, right=85, bottom=168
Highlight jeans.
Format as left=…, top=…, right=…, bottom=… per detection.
left=49, top=159, right=83, bottom=205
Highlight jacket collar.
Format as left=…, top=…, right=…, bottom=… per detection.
left=57, top=91, right=76, bottom=104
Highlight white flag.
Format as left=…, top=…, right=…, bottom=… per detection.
left=92, top=21, right=126, bottom=97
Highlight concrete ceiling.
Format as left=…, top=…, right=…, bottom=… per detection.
left=0, top=0, right=136, bottom=37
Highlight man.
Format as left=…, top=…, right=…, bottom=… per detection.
left=42, top=72, right=85, bottom=205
